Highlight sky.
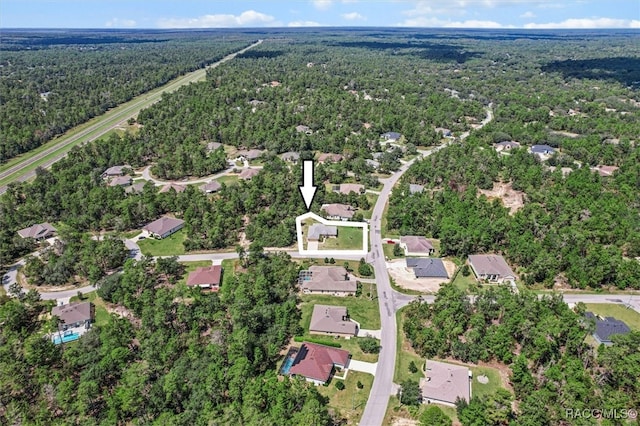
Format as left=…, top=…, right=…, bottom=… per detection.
left=1, top=0, right=639, bottom=30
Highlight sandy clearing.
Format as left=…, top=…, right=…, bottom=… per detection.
left=387, top=258, right=456, bottom=293
left=478, top=181, right=525, bottom=215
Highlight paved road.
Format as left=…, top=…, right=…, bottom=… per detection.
left=359, top=107, right=493, bottom=426
left=0, top=40, right=263, bottom=193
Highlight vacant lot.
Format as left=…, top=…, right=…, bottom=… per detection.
left=387, top=258, right=456, bottom=293
left=478, top=181, right=525, bottom=215
left=317, top=370, right=373, bottom=425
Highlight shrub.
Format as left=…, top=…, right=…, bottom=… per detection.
left=409, top=361, right=418, bottom=373
left=293, top=336, right=342, bottom=348
left=358, top=336, right=381, bottom=354
left=335, top=381, right=345, bottom=390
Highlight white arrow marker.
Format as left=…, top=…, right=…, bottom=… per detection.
left=298, top=160, right=317, bottom=211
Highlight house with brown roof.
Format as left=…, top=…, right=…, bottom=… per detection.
left=239, top=168, right=260, bottom=180
left=51, top=302, right=95, bottom=330
left=400, top=236, right=435, bottom=256
left=102, top=165, right=130, bottom=178
left=468, top=254, right=516, bottom=283
left=420, top=360, right=471, bottom=406
left=320, top=203, right=355, bottom=221
left=142, top=216, right=185, bottom=239
left=288, top=342, right=351, bottom=385
left=237, top=149, right=265, bottom=161
left=333, top=183, right=365, bottom=195
left=591, top=165, right=619, bottom=177
left=299, top=266, right=356, bottom=296
left=124, top=182, right=147, bottom=195
left=186, top=265, right=222, bottom=291
left=280, top=152, right=300, bottom=163
left=17, top=222, right=57, bottom=240
left=317, top=153, right=344, bottom=164
left=107, top=175, right=132, bottom=187
left=159, top=183, right=186, bottom=194
left=309, top=305, right=358, bottom=337
left=201, top=181, right=222, bottom=193
left=207, top=142, right=223, bottom=152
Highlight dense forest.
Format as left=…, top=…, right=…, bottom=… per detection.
left=0, top=252, right=336, bottom=425
left=0, top=30, right=253, bottom=163
left=403, top=285, right=640, bottom=425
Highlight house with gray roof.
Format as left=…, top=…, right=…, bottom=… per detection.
left=585, top=312, right=631, bottom=345
left=280, top=152, right=301, bottom=163
left=333, top=183, right=364, bottom=195
left=207, top=142, right=223, bottom=152
left=52, top=302, right=95, bottom=331
left=299, top=266, right=356, bottom=296
left=309, top=305, right=358, bottom=337
left=406, top=258, right=448, bottom=279
left=308, top=224, right=338, bottom=241
left=239, top=168, right=260, bottom=180
left=107, top=175, right=132, bottom=187
left=494, top=141, right=521, bottom=152
left=143, top=216, right=184, bottom=239
left=124, top=182, right=146, bottom=195
left=420, top=360, right=471, bottom=406
left=17, top=222, right=57, bottom=240
left=102, top=165, right=130, bottom=178
left=468, top=254, right=516, bottom=283
left=381, top=131, right=402, bottom=141
left=366, top=159, right=380, bottom=170
left=400, top=236, right=434, bottom=256
left=530, top=144, right=556, bottom=160
left=237, top=149, right=265, bottom=161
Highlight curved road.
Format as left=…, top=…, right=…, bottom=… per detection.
left=0, top=39, right=263, bottom=193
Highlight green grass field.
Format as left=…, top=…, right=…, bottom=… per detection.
left=70, top=291, right=110, bottom=327
left=584, top=303, right=640, bottom=330
left=138, top=230, right=186, bottom=256
left=395, top=309, right=428, bottom=383
left=317, top=371, right=373, bottom=425
left=216, top=175, right=240, bottom=186
left=321, top=226, right=364, bottom=250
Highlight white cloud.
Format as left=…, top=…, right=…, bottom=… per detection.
left=398, top=16, right=509, bottom=28
left=157, top=10, right=277, bottom=28
left=288, top=20, right=323, bottom=27
left=312, top=0, right=333, bottom=10
left=105, top=18, right=136, bottom=28
left=341, top=12, right=366, bottom=21
left=524, top=17, right=640, bottom=29
left=520, top=11, right=536, bottom=18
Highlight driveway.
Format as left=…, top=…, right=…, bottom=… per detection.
left=357, top=329, right=382, bottom=339
left=349, top=359, right=377, bottom=375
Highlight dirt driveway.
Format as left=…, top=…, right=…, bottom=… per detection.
left=387, top=258, right=457, bottom=293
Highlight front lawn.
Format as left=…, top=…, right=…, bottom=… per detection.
left=300, top=288, right=380, bottom=330
left=321, top=226, right=364, bottom=251
left=584, top=303, right=640, bottom=330
left=138, top=230, right=186, bottom=256
left=317, top=371, right=373, bottom=425
left=395, top=308, right=427, bottom=384
left=217, top=175, right=240, bottom=186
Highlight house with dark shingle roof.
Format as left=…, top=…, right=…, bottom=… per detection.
left=159, top=183, right=186, bottom=194
left=17, top=223, right=57, bottom=240
left=102, top=165, right=130, bottom=178
left=406, top=258, right=449, bottom=279
left=585, top=312, right=631, bottom=345
left=143, top=216, right=184, bottom=239
left=381, top=131, right=402, bottom=141
left=530, top=144, right=556, bottom=160
left=309, top=305, right=358, bottom=337
left=288, top=342, right=351, bottom=385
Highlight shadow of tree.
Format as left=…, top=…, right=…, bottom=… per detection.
left=237, top=49, right=286, bottom=59
left=541, top=57, right=640, bottom=88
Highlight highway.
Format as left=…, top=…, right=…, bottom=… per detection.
left=0, top=39, right=263, bottom=193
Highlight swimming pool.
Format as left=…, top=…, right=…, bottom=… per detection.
left=52, top=333, right=80, bottom=345
left=281, top=356, right=295, bottom=375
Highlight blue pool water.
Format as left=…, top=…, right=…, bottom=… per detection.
left=52, top=333, right=80, bottom=344
left=281, top=356, right=295, bottom=375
